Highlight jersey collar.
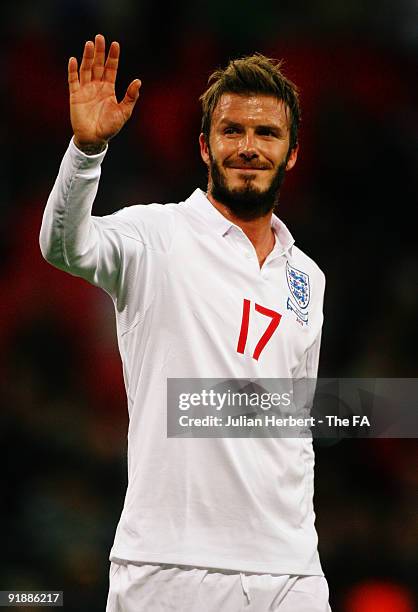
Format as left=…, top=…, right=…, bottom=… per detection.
left=186, top=188, right=295, bottom=256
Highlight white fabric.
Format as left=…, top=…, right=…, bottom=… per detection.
left=40, top=139, right=326, bottom=575
left=105, top=561, right=332, bottom=611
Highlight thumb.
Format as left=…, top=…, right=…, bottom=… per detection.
left=120, top=79, right=141, bottom=118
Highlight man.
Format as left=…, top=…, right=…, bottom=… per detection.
left=40, top=34, right=330, bottom=611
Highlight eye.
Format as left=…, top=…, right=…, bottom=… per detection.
left=224, top=126, right=240, bottom=134
left=257, top=128, right=275, bottom=137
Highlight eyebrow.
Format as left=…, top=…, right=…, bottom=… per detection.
left=219, top=119, right=285, bottom=137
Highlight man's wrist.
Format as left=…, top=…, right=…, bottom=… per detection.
left=73, top=138, right=107, bottom=156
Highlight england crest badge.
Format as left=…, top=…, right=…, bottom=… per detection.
left=286, top=262, right=310, bottom=325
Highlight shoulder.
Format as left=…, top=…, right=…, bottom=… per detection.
left=111, top=200, right=183, bottom=224
left=273, top=214, right=325, bottom=290
left=96, top=200, right=187, bottom=251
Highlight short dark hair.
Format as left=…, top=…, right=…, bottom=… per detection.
left=199, top=53, right=301, bottom=152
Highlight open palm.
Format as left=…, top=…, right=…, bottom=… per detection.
left=68, top=34, right=141, bottom=149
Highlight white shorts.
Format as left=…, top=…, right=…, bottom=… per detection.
left=106, top=561, right=332, bottom=611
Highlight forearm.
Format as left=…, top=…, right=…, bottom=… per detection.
left=39, top=137, right=108, bottom=274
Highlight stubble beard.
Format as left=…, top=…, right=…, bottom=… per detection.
left=208, top=150, right=288, bottom=221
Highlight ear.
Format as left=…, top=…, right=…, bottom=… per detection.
left=199, top=133, right=210, bottom=166
left=285, top=143, right=299, bottom=171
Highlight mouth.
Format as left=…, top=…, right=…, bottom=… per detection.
left=228, top=167, right=266, bottom=173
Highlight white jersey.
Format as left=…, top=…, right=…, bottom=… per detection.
left=40, top=139, right=326, bottom=576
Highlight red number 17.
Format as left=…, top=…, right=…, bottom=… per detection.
left=236, top=299, right=282, bottom=361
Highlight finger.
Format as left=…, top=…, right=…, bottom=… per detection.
left=80, top=40, right=94, bottom=85
left=103, top=41, right=120, bottom=85
left=92, top=33, right=106, bottom=81
left=120, top=79, right=142, bottom=120
left=68, top=57, right=80, bottom=94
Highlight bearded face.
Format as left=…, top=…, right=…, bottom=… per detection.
left=200, top=93, right=298, bottom=221
left=208, top=149, right=288, bottom=221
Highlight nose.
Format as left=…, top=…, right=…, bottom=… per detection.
left=238, top=131, right=259, bottom=161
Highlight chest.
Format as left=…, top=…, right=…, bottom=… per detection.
left=147, top=228, right=318, bottom=371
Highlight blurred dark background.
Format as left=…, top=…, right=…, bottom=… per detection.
left=1, top=1, right=417, bottom=611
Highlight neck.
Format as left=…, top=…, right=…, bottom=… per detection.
left=207, top=192, right=275, bottom=267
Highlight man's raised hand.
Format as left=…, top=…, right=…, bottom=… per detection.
left=68, top=34, right=141, bottom=153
